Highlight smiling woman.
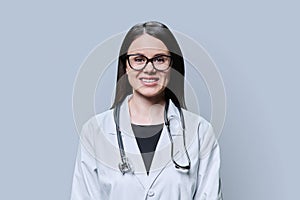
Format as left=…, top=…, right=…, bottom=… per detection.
left=71, top=21, right=223, bottom=200
left=126, top=34, right=171, bottom=110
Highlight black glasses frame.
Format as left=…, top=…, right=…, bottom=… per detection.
left=126, top=54, right=172, bottom=72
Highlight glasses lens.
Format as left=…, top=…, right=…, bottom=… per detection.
left=152, top=55, right=171, bottom=71
left=128, top=55, right=147, bottom=70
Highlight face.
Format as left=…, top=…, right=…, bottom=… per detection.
left=126, top=34, right=171, bottom=98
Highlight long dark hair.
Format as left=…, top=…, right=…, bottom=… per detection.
left=111, top=21, right=186, bottom=109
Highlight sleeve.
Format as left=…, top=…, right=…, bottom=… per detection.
left=193, top=122, right=223, bottom=200
left=70, top=122, right=101, bottom=200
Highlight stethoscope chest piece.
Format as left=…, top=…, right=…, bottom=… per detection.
left=118, top=157, right=134, bottom=175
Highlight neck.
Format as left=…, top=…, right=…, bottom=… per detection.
left=128, top=91, right=165, bottom=125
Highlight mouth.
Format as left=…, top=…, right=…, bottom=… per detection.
left=140, top=77, right=159, bottom=82
left=139, top=77, right=159, bottom=85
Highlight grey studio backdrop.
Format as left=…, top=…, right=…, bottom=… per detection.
left=0, top=1, right=299, bottom=200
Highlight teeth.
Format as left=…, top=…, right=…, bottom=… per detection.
left=141, top=78, right=157, bottom=83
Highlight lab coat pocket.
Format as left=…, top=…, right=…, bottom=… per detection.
left=96, top=163, right=145, bottom=199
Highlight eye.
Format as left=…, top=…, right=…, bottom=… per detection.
left=133, top=56, right=146, bottom=63
left=153, top=56, right=166, bottom=63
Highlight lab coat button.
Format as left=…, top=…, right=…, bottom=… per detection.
left=147, top=190, right=155, bottom=197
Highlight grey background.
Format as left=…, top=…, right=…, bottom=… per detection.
left=0, top=0, right=299, bottom=199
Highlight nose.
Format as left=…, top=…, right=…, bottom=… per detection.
left=143, top=61, right=156, bottom=73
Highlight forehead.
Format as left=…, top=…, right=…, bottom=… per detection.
left=127, top=34, right=169, bottom=55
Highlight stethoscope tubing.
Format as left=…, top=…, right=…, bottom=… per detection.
left=113, top=97, right=191, bottom=174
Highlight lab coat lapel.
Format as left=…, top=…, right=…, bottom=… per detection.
left=118, top=95, right=146, bottom=174
left=145, top=99, right=184, bottom=185
left=151, top=99, right=182, bottom=168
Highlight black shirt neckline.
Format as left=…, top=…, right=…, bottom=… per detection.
left=131, top=123, right=164, bottom=175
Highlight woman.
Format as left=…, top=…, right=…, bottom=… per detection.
left=71, top=21, right=222, bottom=200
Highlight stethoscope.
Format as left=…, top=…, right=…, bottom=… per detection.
left=113, top=97, right=191, bottom=175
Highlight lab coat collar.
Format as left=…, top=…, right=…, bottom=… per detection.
left=118, top=94, right=182, bottom=138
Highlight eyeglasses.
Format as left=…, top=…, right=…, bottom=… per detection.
left=126, top=54, right=172, bottom=71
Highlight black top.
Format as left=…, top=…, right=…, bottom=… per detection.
left=131, top=123, right=164, bottom=175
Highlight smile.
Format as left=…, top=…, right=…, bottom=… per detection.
left=139, top=78, right=159, bottom=83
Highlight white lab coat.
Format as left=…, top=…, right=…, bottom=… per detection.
left=71, top=95, right=222, bottom=200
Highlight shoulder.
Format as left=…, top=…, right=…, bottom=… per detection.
left=182, top=109, right=217, bottom=157
left=79, top=109, right=114, bottom=142
left=82, top=109, right=114, bottom=130
left=182, top=109, right=211, bottom=132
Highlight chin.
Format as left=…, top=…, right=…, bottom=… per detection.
left=136, top=88, right=165, bottom=98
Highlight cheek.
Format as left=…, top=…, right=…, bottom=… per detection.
left=162, top=71, right=171, bottom=86
left=126, top=68, right=140, bottom=88
left=127, top=71, right=134, bottom=85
